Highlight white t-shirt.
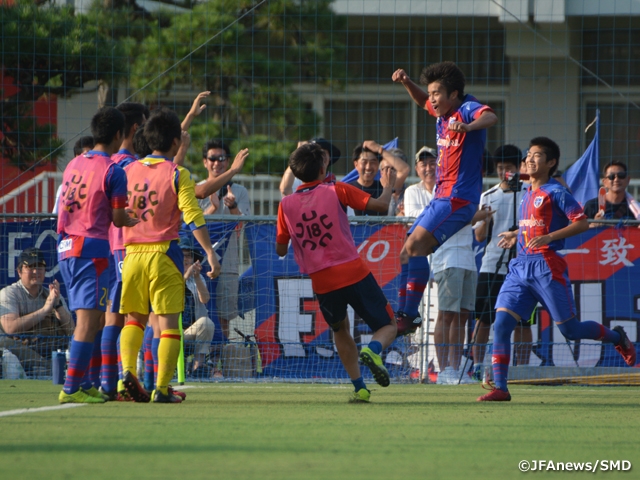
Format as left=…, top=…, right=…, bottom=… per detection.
left=403, top=182, right=434, bottom=218
left=431, top=224, right=476, bottom=274
left=478, top=183, right=525, bottom=275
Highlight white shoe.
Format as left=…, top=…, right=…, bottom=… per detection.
left=457, top=367, right=476, bottom=384
left=436, top=366, right=457, bottom=385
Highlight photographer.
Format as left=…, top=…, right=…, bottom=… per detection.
left=471, top=145, right=531, bottom=379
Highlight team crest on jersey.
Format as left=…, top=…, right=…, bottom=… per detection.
left=534, top=196, right=544, bottom=208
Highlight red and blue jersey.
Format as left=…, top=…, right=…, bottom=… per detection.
left=57, top=150, right=128, bottom=259
left=425, top=94, right=493, bottom=203
left=517, top=179, right=587, bottom=256
left=109, top=149, right=137, bottom=253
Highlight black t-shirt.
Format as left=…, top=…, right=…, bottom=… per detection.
left=348, top=179, right=385, bottom=216
left=583, top=197, right=633, bottom=220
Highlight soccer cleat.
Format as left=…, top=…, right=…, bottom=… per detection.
left=477, top=387, right=511, bottom=402
left=349, top=388, right=371, bottom=403
left=85, top=386, right=110, bottom=401
left=152, top=389, right=183, bottom=404
left=613, top=326, right=637, bottom=366
left=98, top=386, right=118, bottom=401
left=168, top=386, right=186, bottom=401
left=395, top=310, right=422, bottom=337
left=122, top=371, right=151, bottom=403
left=359, top=347, right=390, bottom=387
left=59, top=389, right=105, bottom=404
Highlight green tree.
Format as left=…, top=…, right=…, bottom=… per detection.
left=0, top=1, right=132, bottom=170
left=129, top=0, right=346, bottom=175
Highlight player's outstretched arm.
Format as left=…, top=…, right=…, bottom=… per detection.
left=526, top=218, right=589, bottom=249
left=365, top=166, right=397, bottom=213
left=181, top=91, right=210, bottom=131
left=392, top=69, right=429, bottom=109
left=194, top=148, right=249, bottom=199
left=192, top=226, right=221, bottom=279
left=173, top=130, right=190, bottom=167
left=449, top=110, right=498, bottom=133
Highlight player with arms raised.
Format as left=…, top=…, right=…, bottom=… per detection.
left=479, top=137, right=636, bottom=402
left=392, top=61, right=498, bottom=335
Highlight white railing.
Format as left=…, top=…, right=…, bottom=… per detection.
left=4, top=171, right=640, bottom=215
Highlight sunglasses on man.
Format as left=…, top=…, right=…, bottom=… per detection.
left=206, top=155, right=229, bottom=163
left=605, top=172, right=627, bottom=180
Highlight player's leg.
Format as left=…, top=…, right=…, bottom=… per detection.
left=513, top=324, right=532, bottom=366
left=154, top=313, right=183, bottom=403
left=347, top=273, right=396, bottom=388
left=86, top=314, right=104, bottom=390
left=59, top=257, right=109, bottom=404
left=317, top=288, right=370, bottom=401
left=143, top=323, right=154, bottom=391
left=396, top=247, right=409, bottom=312
left=538, top=256, right=636, bottom=366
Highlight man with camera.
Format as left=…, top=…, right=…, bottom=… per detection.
left=471, top=145, right=531, bottom=380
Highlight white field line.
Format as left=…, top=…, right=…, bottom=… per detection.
left=0, top=403, right=86, bottom=418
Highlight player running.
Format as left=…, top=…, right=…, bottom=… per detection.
left=392, top=61, right=498, bottom=336
left=478, top=137, right=637, bottom=402
left=276, top=143, right=398, bottom=402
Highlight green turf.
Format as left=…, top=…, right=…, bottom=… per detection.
left=0, top=380, right=638, bottom=479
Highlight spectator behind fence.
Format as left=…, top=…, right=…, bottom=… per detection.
left=583, top=161, right=640, bottom=226
left=198, top=140, right=251, bottom=342
left=348, top=140, right=410, bottom=216
left=0, top=248, right=74, bottom=376
left=179, top=235, right=216, bottom=379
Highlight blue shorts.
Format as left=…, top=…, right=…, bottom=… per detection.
left=59, top=257, right=110, bottom=312
left=495, top=254, right=576, bottom=323
left=108, top=249, right=126, bottom=313
left=408, top=197, right=476, bottom=251
left=316, top=273, right=393, bottom=333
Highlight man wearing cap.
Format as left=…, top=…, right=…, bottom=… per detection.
left=279, top=138, right=341, bottom=197
left=0, top=248, right=74, bottom=374
left=179, top=235, right=216, bottom=378
left=198, top=140, right=251, bottom=356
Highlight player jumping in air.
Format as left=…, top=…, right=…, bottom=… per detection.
left=392, top=61, right=498, bottom=336
left=478, top=137, right=637, bottom=402
left=276, top=143, right=398, bottom=402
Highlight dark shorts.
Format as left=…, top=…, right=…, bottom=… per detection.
left=495, top=254, right=575, bottom=323
left=408, top=197, right=477, bottom=251
left=59, top=257, right=110, bottom=312
left=108, top=249, right=126, bottom=313
left=316, top=273, right=394, bottom=333
left=476, top=272, right=531, bottom=327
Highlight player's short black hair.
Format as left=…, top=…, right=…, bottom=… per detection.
left=116, top=102, right=150, bottom=137
left=351, top=143, right=381, bottom=163
left=90, top=107, right=125, bottom=145
left=289, top=143, right=326, bottom=183
left=133, top=125, right=152, bottom=158
left=420, top=61, right=466, bottom=100
left=529, top=137, right=560, bottom=176
left=602, top=160, right=627, bottom=176
left=143, top=108, right=181, bottom=153
left=493, top=144, right=522, bottom=168
left=73, top=136, right=94, bottom=156
left=202, top=139, right=231, bottom=158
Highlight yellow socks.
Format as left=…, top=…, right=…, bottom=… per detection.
left=120, top=321, right=145, bottom=375
left=156, top=329, right=181, bottom=395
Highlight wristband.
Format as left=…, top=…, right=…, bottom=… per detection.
left=229, top=201, right=238, bottom=210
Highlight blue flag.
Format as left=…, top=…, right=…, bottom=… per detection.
left=339, top=138, right=399, bottom=184
left=563, top=111, right=600, bottom=206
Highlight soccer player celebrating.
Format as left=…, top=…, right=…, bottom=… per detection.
left=392, top=61, right=498, bottom=336
left=118, top=108, right=221, bottom=404
left=57, top=107, right=139, bottom=404
left=478, top=137, right=637, bottom=402
left=276, top=143, right=398, bottom=403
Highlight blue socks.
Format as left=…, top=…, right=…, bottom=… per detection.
left=397, top=262, right=409, bottom=312
left=367, top=341, right=383, bottom=355
left=492, top=311, right=517, bottom=392
left=100, top=325, right=122, bottom=393
left=63, top=339, right=94, bottom=394
left=352, top=376, right=367, bottom=392
left=403, top=256, right=430, bottom=317
left=557, top=318, right=621, bottom=344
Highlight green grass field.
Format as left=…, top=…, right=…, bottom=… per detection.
left=0, top=380, right=638, bottom=479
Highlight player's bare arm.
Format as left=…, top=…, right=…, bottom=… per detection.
left=448, top=110, right=498, bottom=133
left=275, top=242, right=288, bottom=257
left=172, top=130, right=190, bottom=167
left=365, top=166, right=397, bottom=213
left=113, top=207, right=140, bottom=228
left=392, top=68, right=429, bottom=108
left=194, top=148, right=249, bottom=199
left=526, top=218, right=589, bottom=249
left=181, top=91, right=210, bottom=131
